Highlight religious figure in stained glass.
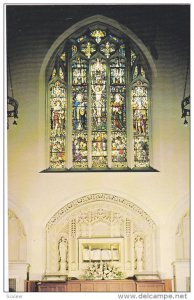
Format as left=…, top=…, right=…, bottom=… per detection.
left=73, top=92, right=87, bottom=130
left=49, top=79, right=66, bottom=168
left=111, top=93, right=125, bottom=130
left=132, top=80, right=149, bottom=167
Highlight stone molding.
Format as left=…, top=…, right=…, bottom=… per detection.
left=46, top=193, right=156, bottom=230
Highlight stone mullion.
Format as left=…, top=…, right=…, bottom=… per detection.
left=126, top=45, right=133, bottom=168
left=147, top=83, right=152, bottom=167
left=88, top=60, right=92, bottom=168
left=66, top=45, right=73, bottom=169
left=107, top=60, right=112, bottom=168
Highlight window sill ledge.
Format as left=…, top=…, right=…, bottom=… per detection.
left=40, top=167, right=159, bottom=173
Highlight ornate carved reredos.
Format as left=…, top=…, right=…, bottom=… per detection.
left=46, top=193, right=156, bottom=230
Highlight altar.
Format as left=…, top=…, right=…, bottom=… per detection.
left=25, top=279, right=172, bottom=292
left=45, top=194, right=158, bottom=279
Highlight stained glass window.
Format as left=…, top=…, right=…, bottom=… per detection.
left=132, top=81, right=149, bottom=167
left=48, top=25, right=151, bottom=171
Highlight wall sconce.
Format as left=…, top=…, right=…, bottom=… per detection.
left=7, top=96, right=19, bottom=129
left=7, top=58, right=19, bottom=129
left=181, top=60, right=190, bottom=126
left=181, top=96, right=190, bottom=126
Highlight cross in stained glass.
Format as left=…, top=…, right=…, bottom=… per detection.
left=90, top=30, right=106, bottom=43
left=81, top=42, right=96, bottom=59
left=100, top=42, right=116, bottom=58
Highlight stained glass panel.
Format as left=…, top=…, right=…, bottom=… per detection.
left=72, top=45, right=77, bottom=57
left=72, top=57, right=88, bottom=168
left=72, top=57, right=88, bottom=85
left=72, top=132, right=88, bottom=168
left=119, top=44, right=125, bottom=56
left=111, top=87, right=126, bottom=130
left=49, top=26, right=151, bottom=171
left=77, top=35, right=87, bottom=43
left=50, top=81, right=66, bottom=168
left=141, top=67, right=145, bottom=78
left=51, top=68, right=56, bottom=79
left=132, top=80, right=149, bottom=167
left=110, top=56, right=127, bottom=167
left=92, top=132, right=107, bottom=168
left=100, top=42, right=116, bottom=58
left=90, top=30, right=106, bottom=43
left=131, top=50, right=136, bottom=66
left=59, top=67, right=64, bottom=80
left=81, top=42, right=96, bottom=59
left=112, top=132, right=127, bottom=167
left=133, top=66, right=138, bottom=79
left=60, top=52, right=66, bottom=62
left=91, top=58, right=107, bottom=167
left=72, top=87, right=87, bottom=130
left=110, top=58, right=126, bottom=85
left=134, top=136, right=149, bottom=167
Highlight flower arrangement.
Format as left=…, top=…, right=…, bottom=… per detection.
left=82, top=262, right=124, bottom=280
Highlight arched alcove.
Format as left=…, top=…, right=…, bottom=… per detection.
left=45, top=193, right=157, bottom=278
left=8, top=209, right=27, bottom=262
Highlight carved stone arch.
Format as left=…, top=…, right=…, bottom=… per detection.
left=8, top=209, right=27, bottom=262
left=175, top=209, right=190, bottom=260
left=45, top=193, right=157, bottom=277
left=46, top=193, right=156, bottom=230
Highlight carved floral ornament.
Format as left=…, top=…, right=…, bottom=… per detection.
left=46, top=193, right=156, bottom=230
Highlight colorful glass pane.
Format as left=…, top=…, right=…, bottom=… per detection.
left=72, top=86, right=87, bottom=130
left=110, top=58, right=126, bottom=86
left=110, top=56, right=127, bottom=167
left=90, top=30, right=106, bottom=43
left=72, top=132, right=88, bottom=168
left=81, top=42, right=96, bottom=59
left=100, top=42, right=116, bottom=58
left=132, top=81, right=149, bottom=167
left=109, top=34, right=120, bottom=43
left=119, top=44, right=125, bottom=56
left=91, top=58, right=107, bottom=167
left=141, top=67, right=146, bottom=78
left=111, top=88, right=126, bottom=130
left=134, top=136, right=149, bottom=167
left=112, top=132, right=127, bottom=167
left=60, top=52, right=66, bottom=62
left=50, top=81, right=66, bottom=168
left=131, top=50, right=136, bottom=66
left=72, top=57, right=88, bottom=168
left=133, top=66, right=138, bottom=79
left=77, top=35, right=87, bottom=43
left=72, top=45, right=77, bottom=57
left=51, top=68, right=56, bottom=79
left=49, top=27, right=151, bottom=170
left=92, top=132, right=107, bottom=168
left=59, top=67, right=64, bottom=80
left=72, top=57, right=88, bottom=85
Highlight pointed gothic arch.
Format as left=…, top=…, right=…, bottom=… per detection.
left=39, top=15, right=157, bottom=171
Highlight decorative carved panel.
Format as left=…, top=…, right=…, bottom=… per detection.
left=45, top=193, right=157, bottom=277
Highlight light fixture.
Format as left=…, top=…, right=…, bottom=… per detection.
left=7, top=58, right=19, bottom=129
left=7, top=96, right=18, bottom=128
left=181, top=60, right=190, bottom=126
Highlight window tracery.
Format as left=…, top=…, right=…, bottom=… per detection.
left=48, top=24, right=151, bottom=170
